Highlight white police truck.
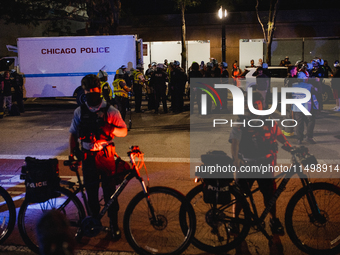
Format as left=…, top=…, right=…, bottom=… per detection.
left=0, top=35, right=143, bottom=104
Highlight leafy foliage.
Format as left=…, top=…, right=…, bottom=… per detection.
left=0, top=0, right=121, bottom=35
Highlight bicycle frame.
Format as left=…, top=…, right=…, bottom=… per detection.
left=240, top=151, right=322, bottom=241
left=63, top=147, right=155, bottom=223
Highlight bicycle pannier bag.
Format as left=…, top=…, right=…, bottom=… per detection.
left=203, top=179, right=231, bottom=204
left=23, top=157, right=60, bottom=203
left=200, top=151, right=234, bottom=204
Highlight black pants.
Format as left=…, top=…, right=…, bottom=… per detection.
left=82, top=152, right=119, bottom=226
left=155, top=88, right=167, bottom=113
left=0, top=94, right=3, bottom=118
left=115, top=96, right=129, bottom=121
left=294, top=111, right=316, bottom=141
left=134, top=85, right=143, bottom=112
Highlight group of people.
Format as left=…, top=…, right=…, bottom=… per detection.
left=97, top=60, right=189, bottom=117
left=250, top=56, right=340, bottom=145
left=0, top=70, right=25, bottom=118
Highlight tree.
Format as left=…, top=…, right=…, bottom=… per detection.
left=255, top=0, right=280, bottom=65
left=175, top=0, right=200, bottom=72
left=218, top=0, right=280, bottom=66
left=0, top=0, right=121, bottom=35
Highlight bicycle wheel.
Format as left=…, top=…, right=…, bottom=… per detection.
left=285, top=182, right=340, bottom=255
left=123, top=186, right=196, bottom=255
left=18, top=186, right=86, bottom=254
left=0, top=186, right=16, bottom=244
left=184, top=183, right=251, bottom=254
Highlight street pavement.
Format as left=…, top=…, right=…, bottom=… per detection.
left=0, top=97, right=340, bottom=255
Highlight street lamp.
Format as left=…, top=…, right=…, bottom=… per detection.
left=218, top=6, right=227, bottom=62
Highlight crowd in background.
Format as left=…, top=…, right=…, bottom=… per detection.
left=0, top=70, right=25, bottom=118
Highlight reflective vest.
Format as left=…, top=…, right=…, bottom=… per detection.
left=100, top=81, right=112, bottom=101
left=113, top=79, right=128, bottom=98
left=134, top=71, right=145, bottom=86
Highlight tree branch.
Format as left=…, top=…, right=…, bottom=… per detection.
left=255, top=0, right=267, bottom=42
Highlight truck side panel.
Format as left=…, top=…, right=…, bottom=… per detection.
left=17, top=35, right=137, bottom=97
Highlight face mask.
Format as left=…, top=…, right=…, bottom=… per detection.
left=86, top=92, right=102, bottom=107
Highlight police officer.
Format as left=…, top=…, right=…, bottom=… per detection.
left=292, top=71, right=319, bottom=144
left=113, top=69, right=131, bottom=121
left=169, top=61, right=187, bottom=113
left=69, top=74, right=127, bottom=240
left=229, top=92, right=291, bottom=236
left=133, top=64, right=145, bottom=113
left=98, top=70, right=112, bottom=103
left=150, top=63, right=168, bottom=114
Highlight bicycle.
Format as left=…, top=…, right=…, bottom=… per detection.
left=18, top=146, right=196, bottom=255
left=184, top=145, right=340, bottom=255
left=0, top=185, right=16, bottom=244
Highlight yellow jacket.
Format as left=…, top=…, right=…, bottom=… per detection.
left=113, top=79, right=128, bottom=98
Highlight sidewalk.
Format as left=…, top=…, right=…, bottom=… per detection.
left=0, top=245, right=137, bottom=255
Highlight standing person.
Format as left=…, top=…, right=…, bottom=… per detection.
left=69, top=74, right=128, bottom=241
left=331, top=60, right=340, bottom=111
left=231, top=62, right=242, bottom=78
left=256, top=66, right=269, bottom=109
left=284, top=56, right=291, bottom=66
left=221, top=62, right=229, bottom=78
left=150, top=63, right=168, bottom=114
left=323, top=60, right=333, bottom=78
left=170, top=61, right=187, bottom=113
left=145, top=63, right=156, bottom=111
left=212, top=59, right=221, bottom=77
left=0, top=74, right=4, bottom=118
left=282, top=65, right=298, bottom=136
left=229, top=92, right=292, bottom=236
left=249, top=59, right=255, bottom=68
left=11, top=70, right=25, bottom=113
left=3, top=71, right=13, bottom=115
left=113, top=69, right=131, bottom=120
left=188, top=62, right=203, bottom=114
left=98, top=70, right=112, bottom=103
left=120, top=65, right=132, bottom=88
left=292, top=71, right=319, bottom=144
left=133, top=64, right=146, bottom=113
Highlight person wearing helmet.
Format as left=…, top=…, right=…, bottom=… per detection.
left=113, top=69, right=131, bottom=120
left=282, top=65, right=298, bottom=137
left=188, top=62, right=203, bottom=114
left=145, top=63, right=157, bottom=111
left=229, top=91, right=291, bottom=236
left=256, top=66, right=270, bottom=109
left=331, top=60, right=340, bottom=111
left=292, top=71, right=319, bottom=144
left=149, top=63, right=168, bottom=114
left=133, top=64, right=146, bottom=113
left=221, top=62, right=229, bottom=78
left=69, top=74, right=127, bottom=241
left=98, top=70, right=112, bottom=103
left=169, top=61, right=187, bottom=113
left=211, top=59, right=221, bottom=78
